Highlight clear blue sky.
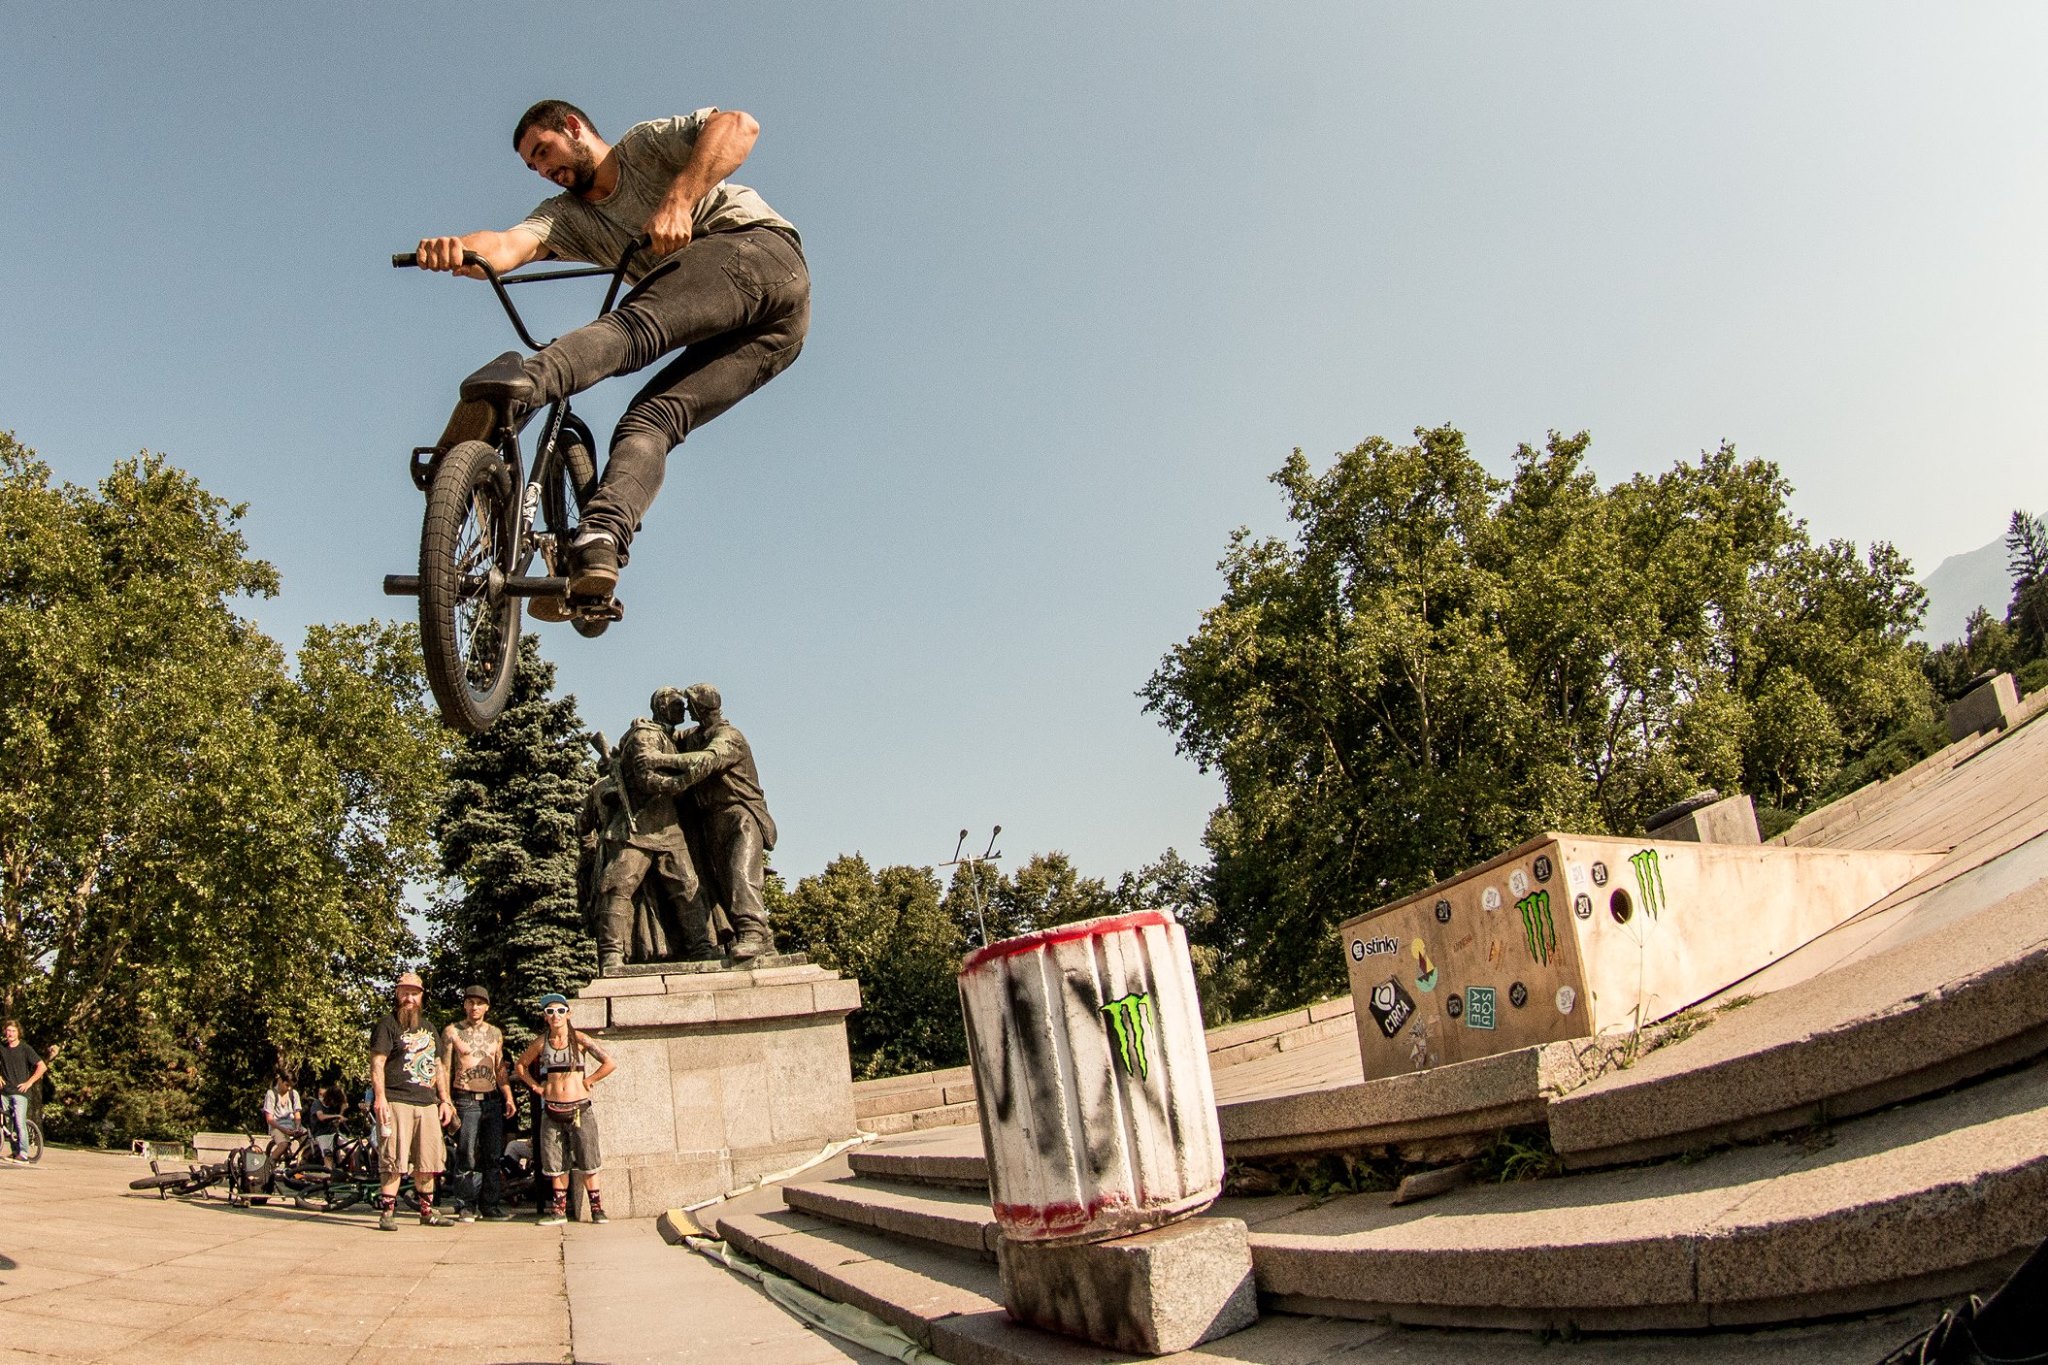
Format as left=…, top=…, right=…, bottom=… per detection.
left=5, top=3, right=2045, bottom=886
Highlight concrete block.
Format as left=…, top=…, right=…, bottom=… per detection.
left=577, top=974, right=668, bottom=997
left=767, top=1026, right=859, bottom=1143
left=612, top=1151, right=732, bottom=1219
left=855, top=1084, right=944, bottom=1119
left=941, top=1082, right=980, bottom=1106
left=609, top=990, right=717, bottom=1028
left=1646, top=794, right=1762, bottom=845
left=862, top=1111, right=915, bottom=1136
left=667, top=1046, right=729, bottom=1152
left=1308, top=995, right=1357, bottom=1023
left=1947, top=672, right=2021, bottom=741
left=911, top=1101, right=980, bottom=1130
left=714, top=981, right=824, bottom=1022
left=591, top=1037, right=680, bottom=1158
left=996, top=1216, right=1258, bottom=1354
left=568, top=997, right=608, bottom=1030
left=813, top=976, right=864, bottom=1014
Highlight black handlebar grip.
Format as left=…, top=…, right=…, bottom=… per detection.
left=392, top=252, right=419, bottom=268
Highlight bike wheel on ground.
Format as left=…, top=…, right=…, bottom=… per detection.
left=15, top=1119, right=40, bottom=1164
left=419, top=440, right=521, bottom=733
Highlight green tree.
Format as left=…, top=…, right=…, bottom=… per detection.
left=428, top=636, right=595, bottom=1043
left=777, top=855, right=966, bottom=1078
left=0, top=434, right=444, bottom=1140
left=2005, top=509, right=2048, bottom=663
left=1144, top=427, right=1930, bottom=1016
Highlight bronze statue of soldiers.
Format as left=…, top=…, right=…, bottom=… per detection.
left=636, top=683, right=779, bottom=962
left=592, top=688, right=717, bottom=973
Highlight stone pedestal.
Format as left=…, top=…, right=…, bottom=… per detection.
left=570, top=956, right=862, bottom=1220
left=1645, top=793, right=1761, bottom=845
left=997, top=1216, right=1258, bottom=1354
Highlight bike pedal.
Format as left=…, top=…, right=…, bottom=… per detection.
left=567, top=595, right=625, bottom=623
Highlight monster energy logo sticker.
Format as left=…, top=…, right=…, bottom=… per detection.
left=1101, top=992, right=1153, bottom=1080
left=1516, top=890, right=1557, bottom=965
left=1629, top=848, right=1667, bottom=919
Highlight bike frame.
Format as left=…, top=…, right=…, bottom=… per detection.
left=385, top=241, right=644, bottom=597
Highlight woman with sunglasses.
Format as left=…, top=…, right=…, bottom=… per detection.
left=514, top=992, right=616, bottom=1224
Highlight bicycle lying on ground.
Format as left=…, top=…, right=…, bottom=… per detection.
left=383, top=240, right=646, bottom=732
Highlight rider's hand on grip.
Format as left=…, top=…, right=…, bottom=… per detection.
left=415, top=236, right=485, bottom=278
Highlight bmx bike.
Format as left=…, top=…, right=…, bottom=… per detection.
left=4, top=1111, right=41, bottom=1164
left=383, top=240, right=646, bottom=733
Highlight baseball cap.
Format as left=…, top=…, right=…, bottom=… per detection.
left=537, top=993, right=570, bottom=1011
left=395, top=971, right=425, bottom=992
left=461, top=984, right=491, bottom=1003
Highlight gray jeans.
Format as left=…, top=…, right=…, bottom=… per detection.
left=524, top=227, right=810, bottom=557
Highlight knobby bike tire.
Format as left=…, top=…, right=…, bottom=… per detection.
left=419, top=440, right=521, bottom=733
left=130, top=1171, right=197, bottom=1191
left=19, top=1119, right=40, bottom=1163
left=539, top=411, right=599, bottom=543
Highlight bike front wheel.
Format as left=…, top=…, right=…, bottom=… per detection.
left=420, top=440, right=522, bottom=733
left=16, top=1118, right=40, bottom=1164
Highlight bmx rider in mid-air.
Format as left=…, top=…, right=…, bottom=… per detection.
left=415, top=99, right=809, bottom=615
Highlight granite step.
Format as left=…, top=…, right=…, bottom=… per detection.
left=1548, top=854, right=2048, bottom=1167
left=1241, top=1056, right=2048, bottom=1332
left=781, top=1175, right=1001, bottom=1260
left=850, top=1126, right=991, bottom=1189
left=717, top=1199, right=1950, bottom=1363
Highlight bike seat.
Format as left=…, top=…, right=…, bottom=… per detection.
left=458, top=351, right=534, bottom=407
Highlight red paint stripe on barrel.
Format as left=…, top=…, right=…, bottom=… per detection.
left=959, top=910, right=1173, bottom=975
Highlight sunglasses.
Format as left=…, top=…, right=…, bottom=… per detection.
left=542, top=1006, right=569, bottom=1016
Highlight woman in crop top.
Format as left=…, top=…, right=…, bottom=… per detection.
left=514, top=992, right=615, bottom=1224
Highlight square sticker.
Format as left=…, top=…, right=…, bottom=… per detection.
left=1464, top=986, right=1497, bottom=1030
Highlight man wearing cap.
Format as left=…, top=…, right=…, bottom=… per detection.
left=369, top=972, right=456, bottom=1230
left=441, top=985, right=516, bottom=1222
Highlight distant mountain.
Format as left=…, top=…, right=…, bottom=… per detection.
left=1918, top=535, right=2013, bottom=645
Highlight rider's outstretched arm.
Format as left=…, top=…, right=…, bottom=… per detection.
left=416, top=226, right=547, bottom=278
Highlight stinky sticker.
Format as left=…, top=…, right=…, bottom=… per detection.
left=1533, top=855, right=1553, bottom=884
left=1509, top=981, right=1529, bottom=1009
left=1352, top=934, right=1398, bottom=960
left=1573, top=893, right=1594, bottom=920
left=1446, top=992, right=1464, bottom=1019
left=1555, top=986, right=1577, bottom=1016
left=1509, top=868, right=1530, bottom=898
left=1482, top=886, right=1502, bottom=912
left=1464, top=986, right=1497, bottom=1030
left=1629, top=849, right=1667, bottom=919
left=1434, top=899, right=1453, bottom=924
left=1369, top=978, right=1416, bottom=1039
left=1590, top=861, right=1609, bottom=887
left=1517, top=890, right=1558, bottom=965
left=1569, top=862, right=1587, bottom=889
left=1411, top=939, right=1439, bottom=993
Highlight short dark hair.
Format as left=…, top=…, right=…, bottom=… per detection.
left=514, top=99, right=598, bottom=149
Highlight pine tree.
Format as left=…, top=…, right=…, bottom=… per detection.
left=428, top=636, right=596, bottom=1044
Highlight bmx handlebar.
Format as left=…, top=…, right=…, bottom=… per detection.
left=391, top=239, right=649, bottom=350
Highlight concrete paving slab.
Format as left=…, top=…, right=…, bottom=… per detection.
left=783, top=1176, right=1000, bottom=1257
left=564, top=1217, right=896, bottom=1364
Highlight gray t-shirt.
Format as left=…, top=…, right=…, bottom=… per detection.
left=517, top=110, right=795, bottom=282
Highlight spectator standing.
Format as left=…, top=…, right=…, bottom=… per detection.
left=369, top=971, right=455, bottom=1230
left=441, top=985, right=516, bottom=1222
left=0, top=1020, right=44, bottom=1163
left=514, top=993, right=615, bottom=1225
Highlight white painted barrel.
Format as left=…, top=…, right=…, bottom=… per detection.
left=957, top=909, right=1223, bottom=1244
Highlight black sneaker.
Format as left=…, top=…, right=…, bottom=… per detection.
left=589, top=1201, right=609, bottom=1225
left=568, top=533, right=619, bottom=599
left=377, top=1204, right=398, bottom=1232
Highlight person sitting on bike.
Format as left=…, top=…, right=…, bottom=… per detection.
left=514, top=993, right=616, bottom=1225
left=0, top=1019, right=45, bottom=1163
left=261, top=1069, right=309, bottom=1163
left=414, top=99, right=809, bottom=613
left=311, top=1081, right=350, bottom=1162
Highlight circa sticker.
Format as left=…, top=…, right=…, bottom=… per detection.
left=1434, top=898, right=1453, bottom=924
left=1482, top=886, right=1503, bottom=912
left=1555, top=985, right=1577, bottom=1016
left=1509, top=981, right=1529, bottom=1009
left=1509, top=868, right=1530, bottom=898
left=1533, top=855, right=1554, bottom=884
left=1369, top=978, right=1417, bottom=1039
left=1445, top=992, right=1464, bottom=1020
